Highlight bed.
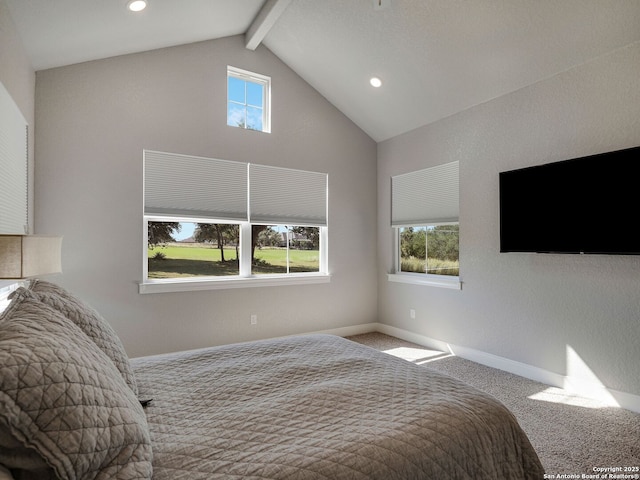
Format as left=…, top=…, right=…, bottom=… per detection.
left=1, top=281, right=544, bottom=479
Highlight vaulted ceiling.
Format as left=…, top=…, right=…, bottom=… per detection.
left=6, top=0, right=640, bottom=141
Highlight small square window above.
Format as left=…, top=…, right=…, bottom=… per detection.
left=227, top=66, right=271, bottom=133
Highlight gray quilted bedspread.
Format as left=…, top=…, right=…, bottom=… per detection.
left=131, top=334, right=544, bottom=479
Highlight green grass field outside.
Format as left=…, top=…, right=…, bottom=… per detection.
left=148, top=244, right=319, bottom=278
left=400, top=256, right=460, bottom=276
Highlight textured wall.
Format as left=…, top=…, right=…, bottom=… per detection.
left=377, top=41, right=640, bottom=398
left=35, top=35, right=377, bottom=357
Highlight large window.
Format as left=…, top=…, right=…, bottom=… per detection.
left=142, top=151, right=328, bottom=293
left=227, top=66, right=270, bottom=133
left=390, top=161, right=460, bottom=289
left=146, top=223, right=321, bottom=280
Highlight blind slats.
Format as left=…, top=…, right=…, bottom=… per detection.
left=391, top=161, right=459, bottom=226
left=250, top=164, right=327, bottom=226
left=144, top=151, right=248, bottom=221
left=144, top=151, right=328, bottom=227
left=0, top=82, right=28, bottom=234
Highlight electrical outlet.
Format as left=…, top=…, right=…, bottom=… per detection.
left=410, top=309, right=416, bottom=319
left=250, top=314, right=258, bottom=325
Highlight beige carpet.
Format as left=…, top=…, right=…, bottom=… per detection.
left=346, top=332, right=640, bottom=476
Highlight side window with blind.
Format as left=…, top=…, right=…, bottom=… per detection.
left=0, top=82, right=28, bottom=235
left=391, top=161, right=460, bottom=283
left=142, top=150, right=328, bottom=289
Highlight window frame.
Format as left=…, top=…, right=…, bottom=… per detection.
left=251, top=224, right=323, bottom=276
left=227, top=66, right=271, bottom=133
left=140, top=218, right=329, bottom=294
left=388, top=223, right=461, bottom=290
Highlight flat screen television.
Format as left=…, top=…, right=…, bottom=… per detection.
left=499, top=145, right=640, bottom=255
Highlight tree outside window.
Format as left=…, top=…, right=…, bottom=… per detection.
left=399, top=225, right=459, bottom=276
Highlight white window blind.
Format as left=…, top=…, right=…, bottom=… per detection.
left=249, top=164, right=328, bottom=226
left=391, top=161, right=459, bottom=226
left=0, top=82, right=28, bottom=234
left=144, top=150, right=248, bottom=221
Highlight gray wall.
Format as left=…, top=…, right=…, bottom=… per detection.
left=35, top=35, right=378, bottom=357
left=377, top=41, right=640, bottom=399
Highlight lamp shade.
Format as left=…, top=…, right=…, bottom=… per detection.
left=0, top=235, right=62, bottom=279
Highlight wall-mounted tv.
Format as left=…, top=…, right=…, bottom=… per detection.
left=499, top=145, right=640, bottom=255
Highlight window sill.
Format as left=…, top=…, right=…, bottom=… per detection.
left=139, top=273, right=331, bottom=294
left=387, top=273, right=461, bottom=290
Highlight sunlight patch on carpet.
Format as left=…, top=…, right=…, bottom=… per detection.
left=528, top=387, right=616, bottom=409
left=528, top=345, right=619, bottom=409
left=383, top=347, right=453, bottom=364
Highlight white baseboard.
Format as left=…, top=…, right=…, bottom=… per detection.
left=347, top=323, right=640, bottom=414
left=307, top=323, right=380, bottom=339
left=375, top=324, right=455, bottom=355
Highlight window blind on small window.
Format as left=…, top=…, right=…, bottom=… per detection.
left=391, top=161, right=459, bottom=227
left=249, top=164, right=328, bottom=226
left=144, top=150, right=248, bottom=221
left=0, top=82, right=28, bottom=234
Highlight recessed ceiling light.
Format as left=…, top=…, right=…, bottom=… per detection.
left=127, top=0, right=147, bottom=12
left=370, top=77, right=382, bottom=88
